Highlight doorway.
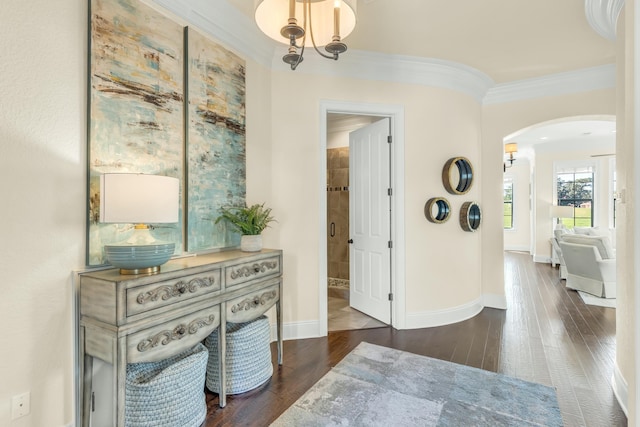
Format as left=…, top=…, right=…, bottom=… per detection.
left=318, top=101, right=406, bottom=336
left=326, top=114, right=389, bottom=331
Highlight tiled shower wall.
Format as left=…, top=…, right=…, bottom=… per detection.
left=327, top=147, right=349, bottom=286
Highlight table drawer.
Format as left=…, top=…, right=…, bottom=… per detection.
left=127, top=305, right=221, bottom=363
left=225, top=255, right=281, bottom=288
left=126, top=269, right=221, bottom=317
left=226, top=283, right=279, bottom=323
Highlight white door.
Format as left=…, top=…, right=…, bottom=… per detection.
left=349, top=118, right=392, bottom=324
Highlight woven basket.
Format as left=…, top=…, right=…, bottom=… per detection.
left=205, top=315, right=273, bottom=394
left=125, top=343, right=208, bottom=427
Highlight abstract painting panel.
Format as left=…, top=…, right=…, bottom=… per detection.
left=186, top=28, right=246, bottom=251
left=88, top=0, right=184, bottom=265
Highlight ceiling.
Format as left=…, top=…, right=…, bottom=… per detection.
left=229, top=0, right=618, bottom=153
left=229, top=0, right=616, bottom=83
left=507, top=119, right=616, bottom=159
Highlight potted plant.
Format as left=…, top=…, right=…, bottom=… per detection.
left=215, top=203, right=275, bottom=252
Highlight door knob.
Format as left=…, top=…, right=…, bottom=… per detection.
left=348, top=239, right=354, bottom=244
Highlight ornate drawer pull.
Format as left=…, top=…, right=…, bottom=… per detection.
left=230, top=290, right=277, bottom=313
left=230, top=260, right=278, bottom=279
left=136, top=314, right=217, bottom=352
left=136, top=276, right=216, bottom=305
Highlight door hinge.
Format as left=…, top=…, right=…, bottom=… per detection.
left=387, top=135, right=392, bottom=144
left=91, top=392, right=95, bottom=412
left=388, top=293, right=393, bottom=301
left=388, top=240, right=393, bottom=248
left=387, top=188, right=392, bottom=196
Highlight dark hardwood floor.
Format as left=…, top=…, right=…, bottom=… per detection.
left=203, top=251, right=627, bottom=426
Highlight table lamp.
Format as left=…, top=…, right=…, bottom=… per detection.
left=550, top=205, right=574, bottom=229
left=100, top=173, right=179, bottom=274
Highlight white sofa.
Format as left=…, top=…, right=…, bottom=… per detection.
left=558, top=234, right=616, bottom=298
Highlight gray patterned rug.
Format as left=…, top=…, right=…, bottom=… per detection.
left=271, top=342, right=562, bottom=426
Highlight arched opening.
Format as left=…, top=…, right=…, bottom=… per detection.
left=501, top=115, right=616, bottom=260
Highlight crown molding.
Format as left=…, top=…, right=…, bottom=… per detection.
left=151, top=0, right=275, bottom=67
left=153, top=0, right=616, bottom=106
left=585, top=0, right=625, bottom=41
left=270, top=49, right=495, bottom=102
left=483, top=64, right=616, bottom=105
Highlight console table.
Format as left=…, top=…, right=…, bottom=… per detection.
left=78, top=249, right=283, bottom=427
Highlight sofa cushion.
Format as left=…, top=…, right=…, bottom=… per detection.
left=553, top=228, right=573, bottom=240
left=573, top=226, right=592, bottom=235
left=560, top=234, right=615, bottom=260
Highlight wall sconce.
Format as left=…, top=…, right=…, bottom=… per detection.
left=100, top=173, right=179, bottom=274
left=504, top=142, right=518, bottom=172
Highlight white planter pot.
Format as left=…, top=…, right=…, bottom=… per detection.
left=240, top=234, right=262, bottom=252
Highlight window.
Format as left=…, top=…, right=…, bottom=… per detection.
left=611, top=158, right=616, bottom=228
left=503, top=178, right=513, bottom=229
left=556, top=166, right=594, bottom=228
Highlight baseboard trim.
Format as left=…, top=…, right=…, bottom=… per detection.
left=533, top=255, right=551, bottom=264
left=611, top=361, right=629, bottom=417
left=483, top=293, right=507, bottom=310
left=404, top=298, right=484, bottom=329
left=504, top=245, right=530, bottom=252
left=273, top=295, right=506, bottom=339
left=271, top=319, right=323, bottom=342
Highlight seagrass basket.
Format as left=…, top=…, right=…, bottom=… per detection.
left=204, top=315, right=273, bottom=394
left=125, top=343, right=208, bottom=427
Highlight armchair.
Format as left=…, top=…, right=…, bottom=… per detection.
left=559, top=236, right=616, bottom=298
left=550, top=236, right=567, bottom=279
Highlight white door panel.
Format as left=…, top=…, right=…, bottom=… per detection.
left=349, top=118, right=391, bottom=324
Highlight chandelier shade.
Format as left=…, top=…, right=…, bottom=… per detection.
left=255, top=0, right=357, bottom=47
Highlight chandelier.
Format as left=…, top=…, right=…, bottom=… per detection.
left=255, top=0, right=357, bottom=70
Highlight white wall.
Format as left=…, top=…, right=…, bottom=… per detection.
left=504, top=159, right=532, bottom=251
left=0, top=1, right=86, bottom=425
left=268, top=71, right=487, bottom=329
left=0, top=2, right=274, bottom=425
left=615, top=3, right=635, bottom=422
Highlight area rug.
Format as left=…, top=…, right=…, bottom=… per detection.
left=578, top=291, right=616, bottom=308
left=271, top=342, right=562, bottom=426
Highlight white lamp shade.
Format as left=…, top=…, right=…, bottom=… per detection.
left=255, top=0, right=357, bottom=46
left=504, top=142, right=518, bottom=154
left=100, top=174, right=179, bottom=224
left=550, top=205, right=574, bottom=219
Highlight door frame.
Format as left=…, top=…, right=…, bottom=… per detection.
left=318, top=100, right=406, bottom=336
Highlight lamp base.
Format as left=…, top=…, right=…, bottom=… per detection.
left=119, top=266, right=161, bottom=275
left=104, top=242, right=175, bottom=275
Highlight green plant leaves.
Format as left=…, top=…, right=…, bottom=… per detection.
left=215, top=203, right=275, bottom=235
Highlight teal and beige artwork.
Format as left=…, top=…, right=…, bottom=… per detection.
left=88, top=0, right=184, bottom=265
left=186, top=28, right=246, bottom=252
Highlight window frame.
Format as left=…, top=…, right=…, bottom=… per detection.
left=553, top=161, right=596, bottom=229
left=503, top=176, right=514, bottom=230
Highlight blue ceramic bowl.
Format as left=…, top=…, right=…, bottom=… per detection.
left=104, top=243, right=175, bottom=270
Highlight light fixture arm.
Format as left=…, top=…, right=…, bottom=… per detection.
left=306, top=0, right=342, bottom=61
left=257, top=0, right=355, bottom=70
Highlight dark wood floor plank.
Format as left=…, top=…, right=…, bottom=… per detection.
left=202, top=252, right=626, bottom=427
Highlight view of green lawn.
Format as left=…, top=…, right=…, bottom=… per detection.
left=503, top=207, right=591, bottom=229
left=503, top=203, right=512, bottom=228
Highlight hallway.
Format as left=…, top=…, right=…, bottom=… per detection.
left=204, top=251, right=626, bottom=426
